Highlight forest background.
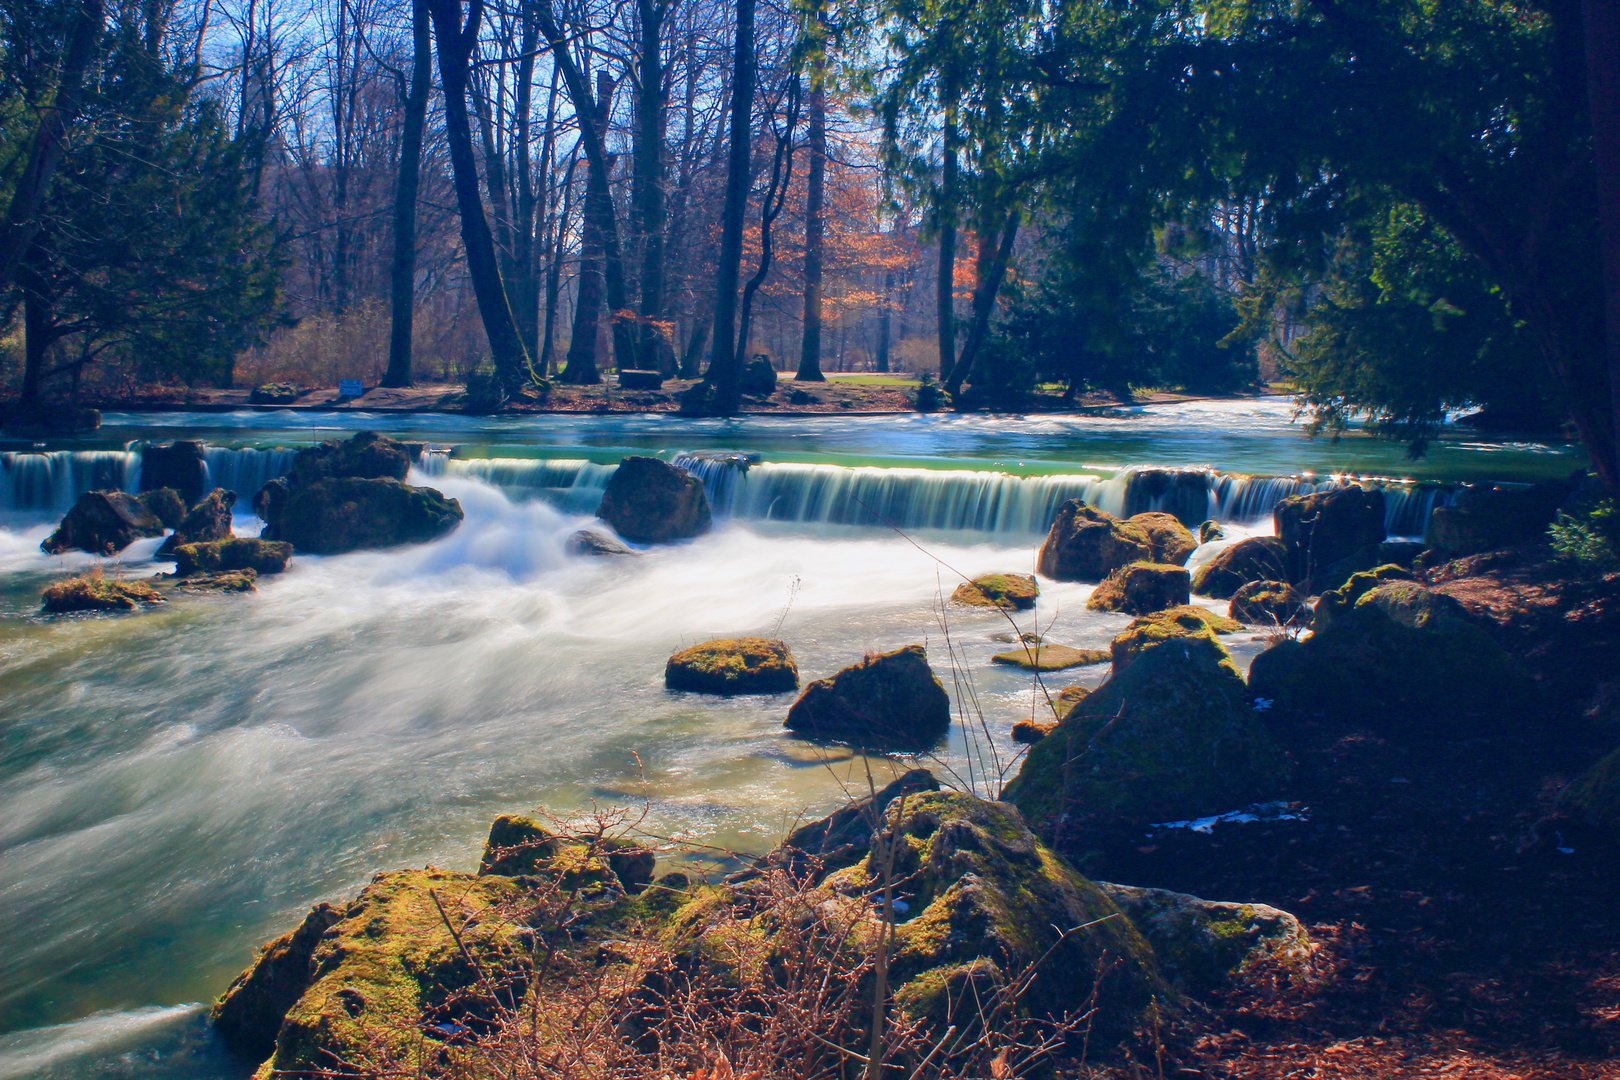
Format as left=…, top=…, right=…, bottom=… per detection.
left=0, top=0, right=1616, bottom=490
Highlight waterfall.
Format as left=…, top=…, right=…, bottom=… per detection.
left=0, top=450, right=139, bottom=513
left=202, top=447, right=298, bottom=500
left=414, top=454, right=617, bottom=514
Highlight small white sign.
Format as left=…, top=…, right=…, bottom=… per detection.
left=338, top=379, right=364, bottom=397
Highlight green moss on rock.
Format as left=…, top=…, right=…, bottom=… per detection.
left=951, top=573, right=1039, bottom=610
left=42, top=571, right=167, bottom=613
left=1037, top=500, right=1155, bottom=582
left=1128, top=512, right=1198, bottom=566
left=1086, top=562, right=1192, bottom=615
left=1228, top=580, right=1309, bottom=626
left=1190, top=536, right=1289, bottom=599
left=991, top=643, right=1110, bottom=671
left=784, top=644, right=951, bottom=751
left=1559, top=746, right=1620, bottom=840
left=173, top=537, right=292, bottom=576
left=665, top=637, right=799, bottom=694
left=1110, top=605, right=1240, bottom=672
left=1096, top=883, right=1312, bottom=991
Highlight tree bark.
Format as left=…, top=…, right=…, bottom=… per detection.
left=1586, top=0, right=1620, bottom=494
left=0, top=0, right=104, bottom=296
left=935, top=109, right=959, bottom=382
left=561, top=72, right=615, bottom=384
left=945, top=209, right=1018, bottom=396
left=426, top=0, right=531, bottom=391
left=876, top=267, right=893, bottom=372
left=632, top=0, right=671, bottom=374
left=796, top=47, right=827, bottom=381
left=383, top=0, right=432, bottom=388
left=707, top=0, right=757, bottom=414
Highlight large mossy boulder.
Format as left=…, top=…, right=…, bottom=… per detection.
left=784, top=644, right=951, bottom=751
left=1274, top=485, right=1386, bottom=584
left=1095, top=883, right=1311, bottom=992
left=951, top=573, right=1038, bottom=609
left=1424, top=480, right=1573, bottom=557
left=1036, top=500, right=1154, bottom=582
left=665, top=637, right=800, bottom=695
left=1086, top=562, right=1191, bottom=615
left=1248, top=578, right=1533, bottom=732
left=748, top=768, right=942, bottom=881
left=139, top=440, right=207, bottom=505
left=1003, top=632, right=1289, bottom=866
left=1228, top=580, right=1309, bottom=627
left=596, top=456, right=712, bottom=544
left=1190, top=536, right=1289, bottom=598
left=258, top=477, right=463, bottom=554
left=41, top=571, right=166, bottom=612
left=287, top=429, right=413, bottom=486
left=40, top=490, right=165, bottom=555
left=1128, top=512, right=1198, bottom=566
left=173, top=537, right=292, bottom=576
left=1110, top=605, right=1240, bottom=672
left=212, top=902, right=343, bottom=1059
left=138, top=487, right=185, bottom=529
left=813, top=791, right=1163, bottom=1029
left=157, top=487, right=236, bottom=556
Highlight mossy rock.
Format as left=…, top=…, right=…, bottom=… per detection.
left=233, top=869, right=531, bottom=1078
left=1274, top=485, right=1386, bottom=583
left=1128, top=512, right=1198, bottom=566
left=139, top=487, right=185, bottom=529
left=991, top=643, right=1110, bottom=671
left=1310, top=563, right=1415, bottom=632
left=749, top=768, right=941, bottom=882
left=287, top=430, right=413, bottom=486
left=1110, top=605, right=1240, bottom=672
left=1190, top=536, right=1289, bottom=599
left=1248, top=579, right=1533, bottom=733
left=174, top=537, right=292, bottom=576
left=784, top=644, right=951, bottom=751
left=42, top=571, right=167, bottom=613
left=596, top=456, right=712, bottom=544
left=1036, top=500, right=1154, bottom=582
left=665, top=637, right=799, bottom=695
left=1559, top=746, right=1620, bottom=841
left=816, top=791, right=1163, bottom=1030
left=40, top=490, right=165, bottom=556
left=1012, top=718, right=1058, bottom=744
left=157, top=487, right=237, bottom=556
left=250, top=382, right=302, bottom=405
left=1003, top=632, right=1289, bottom=867
left=1199, top=520, right=1226, bottom=544
left=478, top=814, right=559, bottom=876
left=257, top=477, right=463, bottom=555
left=1086, top=562, right=1191, bottom=615
left=213, top=902, right=343, bottom=1058
left=1096, top=883, right=1312, bottom=991
left=173, top=569, right=258, bottom=594
left=1051, top=684, right=1090, bottom=720
left=951, top=573, right=1039, bottom=610
left=1229, top=580, right=1309, bottom=626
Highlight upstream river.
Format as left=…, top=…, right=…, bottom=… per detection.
left=0, top=401, right=1584, bottom=1079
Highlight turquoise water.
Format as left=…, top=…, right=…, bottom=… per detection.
left=0, top=401, right=1585, bottom=1079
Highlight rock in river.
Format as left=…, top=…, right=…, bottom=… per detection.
left=665, top=637, right=800, bottom=695
left=1129, top=511, right=1198, bottom=566
left=40, top=491, right=165, bottom=555
left=1228, top=579, right=1310, bottom=626
left=173, top=537, right=292, bottom=576
left=1086, top=562, right=1191, bottom=615
left=157, top=487, right=236, bottom=556
left=258, top=476, right=463, bottom=554
left=41, top=571, right=166, bottom=612
left=991, top=643, right=1110, bottom=671
left=1190, top=535, right=1289, bottom=599
left=596, top=456, right=712, bottom=544
left=1274, top=485, right=1386, bottom=584
left=1036, top=500, right=1154, bottom=581
left=784, top=644, right=951, bottom=751
left=950, top=572, right=1038, bottom=609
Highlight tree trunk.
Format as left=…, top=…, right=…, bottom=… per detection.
left=561, top=73, right=616, bottom=384
left=0, top=0, right=104, bottom=296
left=632, top=0, right=671, bottom=374
left=18, top=264, right=51, bottom=411
left=707, top=0, right=757, bottom=415
left=945, top=209, right=1018, bottom=396
left=876, top=268, right=893, bottom=372
left=426, top=0, right=531, bottom=391
left=796, top=50, right=827, bottom=381
left=383, top=0, right=431, bottom=388
left=935, top=110, right=959, bottom=382
left=509, top=10, right=543, bottom=361
left=541, top=152, right=577, bottom=377
left=1586, top=0, right=1620, bottom=494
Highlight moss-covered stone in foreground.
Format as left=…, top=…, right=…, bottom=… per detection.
left=1110, top=604, right=1239, bottom=671
left=1086, top=562, right=1191, bottom=615
left=41, top=571, right=166, bottom=613
left=951, top=573, right=1039, bottom=610
left=665, top=637, right=799, bottom=694
left=1096, top=883, right=1312, bottom=991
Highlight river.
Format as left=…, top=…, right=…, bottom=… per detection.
left=0, top=400, right=1585, bottom=1079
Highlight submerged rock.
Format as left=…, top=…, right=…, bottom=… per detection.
left=40, top=491, right=165, bottom=555
left=172, top=569, right=258, bottom=594
left=566, top=528, right=638, bottom=556
left=1036, top=500, right=1154, bottom=582
left=1129, top=512, right=1198, bottom=566
left=596, top=456, right=712, bottom=544
left=1096, top=883, right=1312, bottom=991
left=665, top=637, right=800, bottom=695
left=1190, top=535, right=1289, bottom=598
left=1228, top=580, right=1310, bottom=626
left=951, top=572, right=1039, bottom=610
left=1086, top=562, right=1191, bottom=615
left=41, top=571, right=166, bottom=612
left=139, top=440, right=207, bottom=505
left=991, top=643, right=1110, bottom=671
left=784, top=644, right=951, bottom=751
left=1110, top=605, right=1240, bottom=672
left=212, top=902, right=343, bottom=1058
left=1274, top=485, right=1386, bottom=584
left=157, top=488, right=236, bottom=556
left=1248, top=578, right=1532, bottom=732
left=138, top=487, right=185, bottom=530
left=173, top=537, right=292, bottom=576
left=1003, top=630, right=1288, bottom=865
left=259, top=477, right=463, bottom=554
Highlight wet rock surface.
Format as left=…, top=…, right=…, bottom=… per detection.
left=40, top=491, right=165, bottom=555
left=665, top=637, right=800, bottom=695
left=1037, top=499, right=1154, bottom=581
left=156, top=487, right=236, bottom=556
left=1086, top=562, right=1192, bottom=615
left=784, top=644, right=951, bottom=751
left=595, top=456, right=712, bottom=544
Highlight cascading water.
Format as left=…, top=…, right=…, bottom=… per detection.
left=200, top=447, right=297, bottom=501
left=414, top=454, right=617, bottom=514
left=0, top=450, right=139, bottom=513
